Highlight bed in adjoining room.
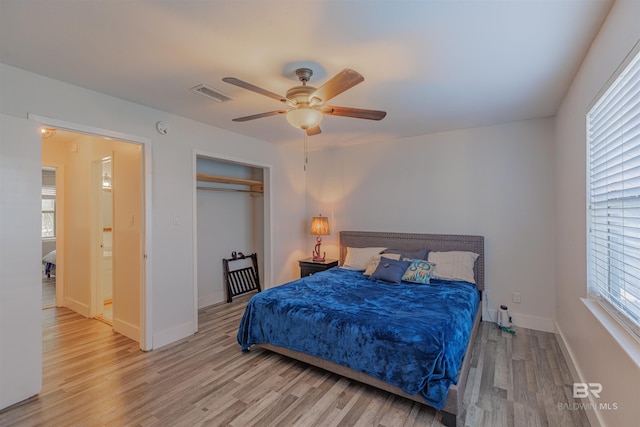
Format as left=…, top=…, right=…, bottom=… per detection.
left=42, top=249, right=56, bottom=278
left=237, top=231, right=484, bottom=427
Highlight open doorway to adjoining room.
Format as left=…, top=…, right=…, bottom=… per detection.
left=41, top=126, right=147, bottom=346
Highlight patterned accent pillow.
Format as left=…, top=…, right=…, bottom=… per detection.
left=401, top=259, right=437, bottom=284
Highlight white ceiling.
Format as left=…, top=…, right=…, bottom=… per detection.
left=0, top=0, right=613, bottom=150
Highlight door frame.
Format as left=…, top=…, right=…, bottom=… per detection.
left=192, top=148, right=272, bottom=330
left=30, top=114, right=153, bottom=351
left=90, top=155, right=114, bottom=321
left=41, top=162, right=65, bottom=308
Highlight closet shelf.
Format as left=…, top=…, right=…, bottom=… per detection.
left=196, top=173, right=263, bottom=194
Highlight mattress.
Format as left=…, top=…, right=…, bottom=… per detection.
left=237, top=267, right=480, bottom=409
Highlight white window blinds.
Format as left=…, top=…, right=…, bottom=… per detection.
left=587, top=44, right=640, bottom=339
left=42, top=186, right=56, bottom=238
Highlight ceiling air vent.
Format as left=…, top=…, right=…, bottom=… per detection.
left=191, top=84, right=234, bottom=103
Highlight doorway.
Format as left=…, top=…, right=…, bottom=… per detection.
left=93, top=156, right=114, bottom=324
left=41, top=167, right=57, bottom=309
left=41, top=125, right=147, bottom=347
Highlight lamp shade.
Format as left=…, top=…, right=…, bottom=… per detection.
left=310, top=215, right=330, bottom=235
left=286, top=108, right=323, bottom=130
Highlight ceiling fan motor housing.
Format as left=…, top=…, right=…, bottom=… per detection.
left=295, top=67, right=313, bottom=83
left=286, top=85, right=317, bottom=106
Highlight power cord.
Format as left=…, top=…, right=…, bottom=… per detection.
left=484, top=291, right=497, bottom=324
left=484, top=291, right=517, bottom=335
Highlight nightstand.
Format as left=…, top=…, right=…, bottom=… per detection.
left=299, top=258, right=339, bottom=278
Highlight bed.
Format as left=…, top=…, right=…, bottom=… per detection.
left=237, top=231, right=484, bottom=426
left=42, top=249, right=56, bottom=277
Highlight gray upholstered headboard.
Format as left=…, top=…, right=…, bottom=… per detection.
left=339, top=231, right=485, bottom=291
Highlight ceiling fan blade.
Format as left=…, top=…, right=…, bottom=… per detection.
left=311, top=69, right=364, bottom=104
left=322, top=106, right=387, bottom=121
left=223, top=77, right=293, bottom=104
left=306, top=125, right=321, bottom=136
left=231, top=110, right=288, bottom=122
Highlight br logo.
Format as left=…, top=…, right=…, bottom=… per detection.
left=573, top=383, right=602, bottom=398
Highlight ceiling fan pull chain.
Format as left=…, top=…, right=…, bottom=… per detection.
left=304, top=133, right=308, bottom=171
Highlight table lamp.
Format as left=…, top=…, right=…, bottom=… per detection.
left=310, top=214, right=330, bottom=261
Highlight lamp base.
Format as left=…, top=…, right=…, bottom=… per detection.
left=312, top=236, right=325, bottom=262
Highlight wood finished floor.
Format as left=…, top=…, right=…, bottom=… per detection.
left=0, top=295, right=590, bottom=427
left=42, top=275, right=56, bottom=308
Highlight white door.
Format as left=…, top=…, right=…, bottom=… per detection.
left=91, top=156, right=114, bottom=322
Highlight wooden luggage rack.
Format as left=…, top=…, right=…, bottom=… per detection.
left=222, top=252, right=261, bottom=302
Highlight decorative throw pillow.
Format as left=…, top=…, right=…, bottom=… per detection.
left=428, top=251, right=479, bottom=284
left=383, top=247, right=429, bottom=260
left=370, top=257, right=411, bottom=284
left=342, top=247, right=387, bottom=271
left=401, top=259, right=436, bottom=284
left=364, top=253, right=401, bottom=276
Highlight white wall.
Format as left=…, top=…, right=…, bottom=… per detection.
left=555, top=1, right=640, bottom=426
left=42, top=240, right=56, bottom=258
left=197, top=189, right=253, bottom=306
left=0, top=63, right=307, bottom=410
left=306, top=118, right=557, bottom=332
left=0, top=114, right=43, bottom=408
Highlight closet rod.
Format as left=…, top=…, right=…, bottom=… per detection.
left=196, top=186, right=261, bottom=194
left=196, top=173, right=264, bottom=194
left=196, top=173, right=262, bottom=186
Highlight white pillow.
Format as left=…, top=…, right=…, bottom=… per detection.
left=42, top=250, right=57, bottom=264
left=342, top=247, right=387, bottom=271
left=428, top=251, right=479, bottom=284
left=363, top=253, right=401, bottom=276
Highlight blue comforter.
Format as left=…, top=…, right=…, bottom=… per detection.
left=237, top=267, right=480, bottom=410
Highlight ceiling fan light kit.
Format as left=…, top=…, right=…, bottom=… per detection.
left=286, top=108, right=323, bottom=130
left=223, top=67, right=386, bottom=136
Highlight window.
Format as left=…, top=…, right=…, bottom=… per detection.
left=42, top=187, right=55, bottom=238
left=587, top=42, right=640, bottom=339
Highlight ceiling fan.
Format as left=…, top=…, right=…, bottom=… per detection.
left=222, top=68, right=386, bottom=136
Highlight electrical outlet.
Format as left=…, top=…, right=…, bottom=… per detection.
left=513, top=292, right=521, bottom=303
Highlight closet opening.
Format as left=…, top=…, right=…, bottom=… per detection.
left=194, top=154, right=270, bottom=315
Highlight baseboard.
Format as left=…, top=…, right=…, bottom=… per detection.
left=487, top=308, right=555, bottom=332
left=152, top=319, right=196, bottom=349
left=512, top=312, right=555, bottom=332
left=198, top=293, right=224, bottom=309
left=554, top=322, right=603, bottom=427
left=554, top=322, right=581, bottom=380
left=113, top=317, right=140, bottom=344
left=64, top=297, right=89, bottom=317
